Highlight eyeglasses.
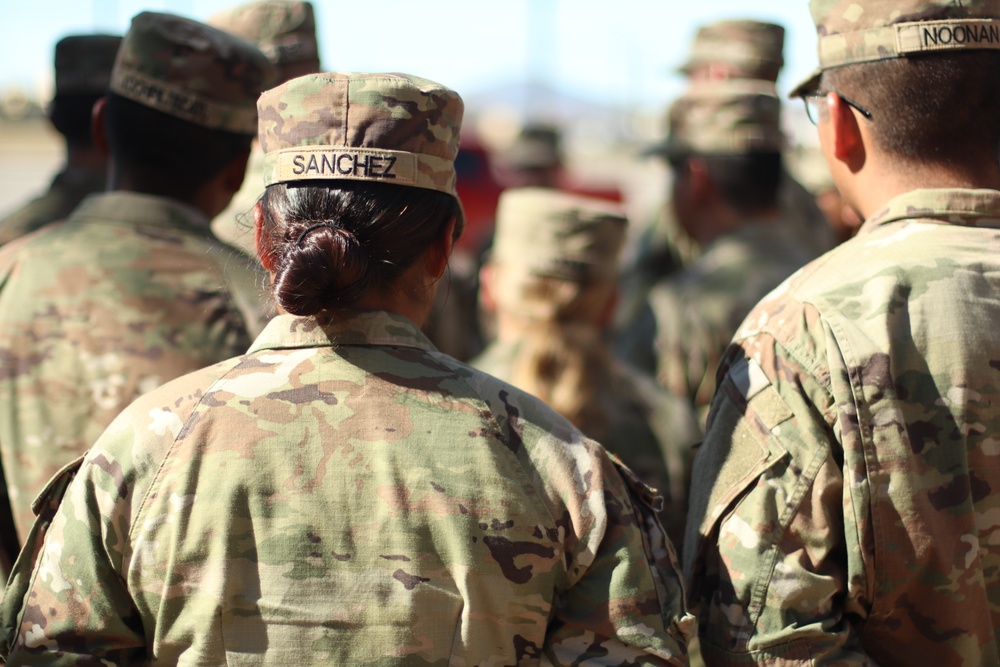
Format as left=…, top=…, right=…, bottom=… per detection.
left=801, top=91, right=873, bottom=125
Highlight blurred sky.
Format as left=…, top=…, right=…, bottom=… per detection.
left=0, top=0, right=818, bottom=115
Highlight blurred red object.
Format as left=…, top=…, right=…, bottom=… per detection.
left=454, top=134, right=503, bottom=255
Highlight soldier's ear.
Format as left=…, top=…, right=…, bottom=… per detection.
left=253, top=202, right=277, bottom=273
left=685, top=156, right=715, bottom=202
left=91, top=96, right=109, bottom=157
left=829, top=93, right=866, bottom=172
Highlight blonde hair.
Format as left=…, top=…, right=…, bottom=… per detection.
left=493, top=267, right=617, bottom=442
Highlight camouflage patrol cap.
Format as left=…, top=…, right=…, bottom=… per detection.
left=651, top=80, right=783, bottom=158
left=54, top=35, right=122, bottom=96
left=791, top=0, right=1000, bottom=96
left=110, top=11, right=276, bottom=134
left=208, top=1, right=319, bottom=66
left=679, top=19, right=785, bottom=82
left=258, top=72, right=465, bottom=220
left=492, top=187, right=627, bottom=284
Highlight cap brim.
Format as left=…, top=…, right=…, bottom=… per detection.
left=788, top=68, right=821, bottom=99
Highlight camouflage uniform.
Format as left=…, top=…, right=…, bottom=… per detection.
left=0, top=13, right=274, bottom=544
left=475, top=340, right=700, bottom=547
left=686, top=1, right=1000, bottom=663
left=0, top=192, right=267, bottom=541
left=209, top=1, right=321, bottom=255
left=0, top=168, right=105, bottom=246
left=0, top=35, right=121, bottom=246
left=651, top=220, right=813, bottom=420
left=0, top=311, right=692, bottom=664
left=0, top=72, right=694, bottom=664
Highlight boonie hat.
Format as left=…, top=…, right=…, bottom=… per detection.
left=258, top=71, right=465, bottom=229
left=650, top=80, right=784, bottom=159
left=492, top=187, right=627, bottom=284
left=208, top=1, right=319, bottom=66
left=54, top=35, right=122, bottom=96
left=679, top=19, right=785, bottom=82
left=791, top=0, right=1000, bottom=96
left=110, top=11, right=276, bottom=134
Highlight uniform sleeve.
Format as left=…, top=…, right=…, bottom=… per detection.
left=545, top=449, right=695, bottom=666
left=684, top=330, right=874, bottom=666
left=0, top=443, right=146, bottom=665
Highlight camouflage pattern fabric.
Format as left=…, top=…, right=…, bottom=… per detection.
left=791, top=0, right=1000, bottom=95
left=258, top=73, right=463, bottom=207
left=110, top=11, right=276, bottom=134
left=618, top=167, right=833, bottom=349
left=0, top=191, right=269, bottom=543
left=685, top=188, right=1000, bottom=665
left=0, top=167, right=105, bottom=246
left=650, top=216, right=815, bottom=421
left=208, top=0, right=319, bottom=67
left=0, top=310, right=694, bottom=665
left=472, top=339, right=701, bottom=550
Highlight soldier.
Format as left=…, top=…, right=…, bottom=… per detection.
left=685, top=1, right=1000, bottom=664
left=0, top=71, right=693, bottom=664
left=209, top=0, right=322, bottom=255
left=681, top=18, right=838, bottom=259
left=0, top=12, right=275, bottom=545
left=472, top=187, right=701, bottom=547
left=638, top=81, right=815, bottom=422
left=618, top=19, right=833, bottom=349
left=0, top=34, right=120, bottom=245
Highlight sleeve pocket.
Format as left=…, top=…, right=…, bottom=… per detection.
left=0, top=455, right=84, bottom=657
left=683, top=356, right=792, bottom=588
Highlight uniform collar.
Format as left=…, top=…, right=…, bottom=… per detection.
left=861, top=188, right=1000, bottom=233
left=249, top=311, right=437, bottom=354
left=71, top=191, right=212, bottom=234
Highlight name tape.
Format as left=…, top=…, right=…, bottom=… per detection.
left=817, top=18, right=1000, bottom=72
left=110, top=68, right=258, bottom=133
left=268, top=147, right=417, bottom=185
left=897, top=19, right=1000, bottom=54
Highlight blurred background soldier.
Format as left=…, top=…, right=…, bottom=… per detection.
left=210, top=0, right=321, bottom=255
left=618, top=19, right=834, bottom=342
left=473, top=187, right=700, bottom=546
left=632, top=81, right=814, bottom=423
left=0, top=12, right=275, bottom=546
left=0, top=34, right=120, bottom=246
left=497, top=123, right=564, bottom=189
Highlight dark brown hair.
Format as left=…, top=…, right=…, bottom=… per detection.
left=104, top=92, right=253, bottom=195
left=258, top=180, right=459, bottom=316
left=822, top=51, right=1000, bottom=165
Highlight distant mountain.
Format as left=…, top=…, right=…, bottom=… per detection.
left=463, top=78, right=623, bottom=120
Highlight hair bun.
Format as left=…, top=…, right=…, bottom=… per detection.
left=274, top=222, right=371, bottom=315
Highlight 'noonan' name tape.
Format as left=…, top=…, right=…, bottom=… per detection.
left=818, top=18, right=1000, bottom=70
left=262, top=146, right=456, bottom=196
